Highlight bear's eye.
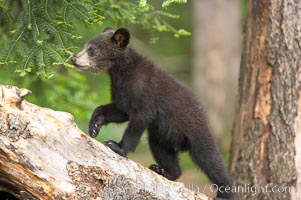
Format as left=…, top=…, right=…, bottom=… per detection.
left=87, top=47, right=95, bottom=57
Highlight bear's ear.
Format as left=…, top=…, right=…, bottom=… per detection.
left=103, top=27, right=114, bottom=33
left=111, top=28, right=130, bottom=48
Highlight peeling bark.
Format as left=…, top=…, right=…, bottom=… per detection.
left=230, top=0, right=301, bottom=199
left=0, top=85, right=209, bottom=200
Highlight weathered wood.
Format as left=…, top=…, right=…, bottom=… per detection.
left=0, top=85, right=209, bottom=200
left=230, top=0, right=301, bottom=199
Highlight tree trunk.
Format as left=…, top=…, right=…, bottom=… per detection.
left=0, top=85, right=209, bottom=200
left=230, top=0, right=301, bottom=199
left=192, top=0, right=241, bottom=137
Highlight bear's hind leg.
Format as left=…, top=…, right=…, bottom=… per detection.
left=188, top=131, right=232, bottom=199
left=148, top=136, right=181, bottom=181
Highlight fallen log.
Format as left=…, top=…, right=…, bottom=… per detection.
left=0, top=85, right=209, bottom=200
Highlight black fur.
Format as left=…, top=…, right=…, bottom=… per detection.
left=73, top=28, right=232, bottom=199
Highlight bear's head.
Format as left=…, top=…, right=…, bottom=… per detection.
left=71, top=27, right=130, bottom=72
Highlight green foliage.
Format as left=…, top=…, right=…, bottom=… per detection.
left=0, top=66, right=101, bottom=129
left=162, top=0, right=187, bottom=8
left=241, top=0, right=249, bottom=19
left=1, top=0, right=86, bottom=77
left=0, top=0, right=190, bottom=77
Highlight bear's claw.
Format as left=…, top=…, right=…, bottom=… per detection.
left=105, top=140, right=126, bottom=157
left=89, top=116, right=104, bottom=138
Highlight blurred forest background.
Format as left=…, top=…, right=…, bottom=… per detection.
left=0, top=0, right=247, bottom=197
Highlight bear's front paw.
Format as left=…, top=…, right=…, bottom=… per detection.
left=89, top=116, right=104, bottom=138
left=105, top=140, right=126, bottom=157
left=149, top=164, right=165, bottom=176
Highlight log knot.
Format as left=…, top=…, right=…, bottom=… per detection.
left=0, top=85, right=31, bottom=109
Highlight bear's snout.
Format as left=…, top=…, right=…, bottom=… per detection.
left=71, top=56, right=77, bottom=65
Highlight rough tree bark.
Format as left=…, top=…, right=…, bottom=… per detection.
left=192, top=0, right=241, bottom=137
left=0, top=85, right=209, bottom=200
left=230, top=0, right=301, bottom=199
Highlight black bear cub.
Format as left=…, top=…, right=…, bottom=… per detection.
left=72, top=27, right=232, bottom=199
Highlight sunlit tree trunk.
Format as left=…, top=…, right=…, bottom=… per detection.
left=192, top=0, right=241, bottom=137
left=230, top=0, right=301, bottom=199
